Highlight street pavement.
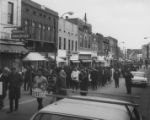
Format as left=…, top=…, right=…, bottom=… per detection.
left=0, top=68, right=150, bottom=120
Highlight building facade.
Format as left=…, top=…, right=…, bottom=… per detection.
left=142, top=44, right=149, bottom=60
left=21, top=0, right=58, bottom=61
left=91, top=33, right=98, bottom=59
left=68, top=18, right=93, bottom=66
left=58, top=18, right=78, bottom=66
left=103, top=37, right=110, bottom=57
left=105, top=36, right=118, bottom=59
left=0, top=0, right=28, bottom=70
left=96, top=33, right=104, bottom=56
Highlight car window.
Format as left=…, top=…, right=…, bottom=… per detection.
left=33, top=113, right=91, bottom=120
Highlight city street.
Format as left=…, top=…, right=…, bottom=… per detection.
left=0, top=68, right=150, bottom=120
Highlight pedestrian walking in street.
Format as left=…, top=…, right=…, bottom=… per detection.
left=55, top=68, right=67, bottom=100
left=79, top=68, right=88, bottom=96
left=33, top=69, right=48, bottom=110
left=0, top=68, right=9, bottom=110
left=24, top=66, right=32, bottom=92
left=113, top=68, right=120, bottom=88
left=124, top=68, right=133, bottom=94
left=71, top=68, right=80, bottom=91
left=90, top=67, right=98, bottom=90
left=7, top=67, right=23, bottom=113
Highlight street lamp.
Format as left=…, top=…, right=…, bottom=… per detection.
left=60, top=11, right=74, bottom=18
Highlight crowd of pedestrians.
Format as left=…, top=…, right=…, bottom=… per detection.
left=0, top=60, right=145, bottom=112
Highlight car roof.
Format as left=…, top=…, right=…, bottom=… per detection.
left=39, top=95, right=132, bottom=120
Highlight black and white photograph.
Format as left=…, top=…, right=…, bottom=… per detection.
left=0, top=0, right=150, bottom=120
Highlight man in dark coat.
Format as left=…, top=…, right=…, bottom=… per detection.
left=98, top=66, right=103, bottom=87
left=79, top=68, right=88, bottom=96
left=0, top=68, right=9, bottom=110
left=113, top=68, right=120, bottom=88
left=90, top=68, right=98, bottom=90
left=55, top=68, right=67, bottom=100
left=124, top=68, right=133, bottom=94
left=7, top=67, right=23, bottom=113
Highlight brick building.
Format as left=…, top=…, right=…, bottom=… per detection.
left=21, top=0, right=58, bottom=61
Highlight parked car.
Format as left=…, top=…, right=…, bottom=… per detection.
left=30, top=95, right=142, bottom=120
left=131, top=71, right=148, bottom=87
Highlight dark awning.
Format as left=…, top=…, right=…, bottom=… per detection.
left=0, top=44, right=28, bottom=54
left=81, top=60, right=92, bottom=62
left=71, top=60, right=80, bottom=63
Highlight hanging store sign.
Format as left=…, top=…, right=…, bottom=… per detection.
left=11, top=30, right=30, bottom=39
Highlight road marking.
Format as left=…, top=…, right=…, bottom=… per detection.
left=4, top=98, right=36, bottom=109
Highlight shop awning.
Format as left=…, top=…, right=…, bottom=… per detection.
left=50, top=56, right=66, bottom=62
left=81, top=60, right=92, bottom=62
left=0, top=44, right=28, bottom=54
left=23, top=52, right=47, bottom=61
left=71, top=60, right=80, bottom=63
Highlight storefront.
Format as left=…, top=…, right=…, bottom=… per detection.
left=70, top=53, right=80, bottom=67
left=79, top=51, right=92, bottom=67
left=0, top=43, right=28, bottom=71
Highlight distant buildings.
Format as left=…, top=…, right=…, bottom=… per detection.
left=0, top=0, right=121, bottom=69
left=127, top=49, right=141, bottom=60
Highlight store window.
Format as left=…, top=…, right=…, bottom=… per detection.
left=59, top=37, right=62, bottom=49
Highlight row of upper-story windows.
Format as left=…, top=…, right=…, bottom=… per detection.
left=59, top=29, right=78, bottom=37
left=23, top=20, right=54, bottom=41
left=23, top=20, right=53, bottom=31
left=58, top=37, right=78, bottom=51
left=79, top=35, right=91, bottom=49
left=24, top=7, right=54, bottom=22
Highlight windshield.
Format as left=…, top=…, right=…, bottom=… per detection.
left=33, top=113, right=96, bottom=120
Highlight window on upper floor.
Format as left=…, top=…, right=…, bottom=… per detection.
left=59, top=37, right=62, bottom=49
left=33, top=11, right=36, bottom=15
left=48, top=26, right=51, bottom=31
left=72, top=40, right=74, bottom=51
left=43, top=14, right=46, bottom=18
left=8, top=2, right=14, bottom=24
left=26, top=8, right=29, bottom=12
left=68, top=40, right=71, bottom=50
left=48, top=16, right=51, bottom=20
left=75, top=41, right=78, bottom=51
left=64, top=38, right=66, bottom=50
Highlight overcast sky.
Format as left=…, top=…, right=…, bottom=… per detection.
left=33, top=0, right=150, bottom=49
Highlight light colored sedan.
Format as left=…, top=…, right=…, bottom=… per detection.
left=30, top=95, right=142, bottom=120
left=131, top=71, right=148, bottom=87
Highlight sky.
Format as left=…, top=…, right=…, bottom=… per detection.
left=33, top=0, right=150, bottom=49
